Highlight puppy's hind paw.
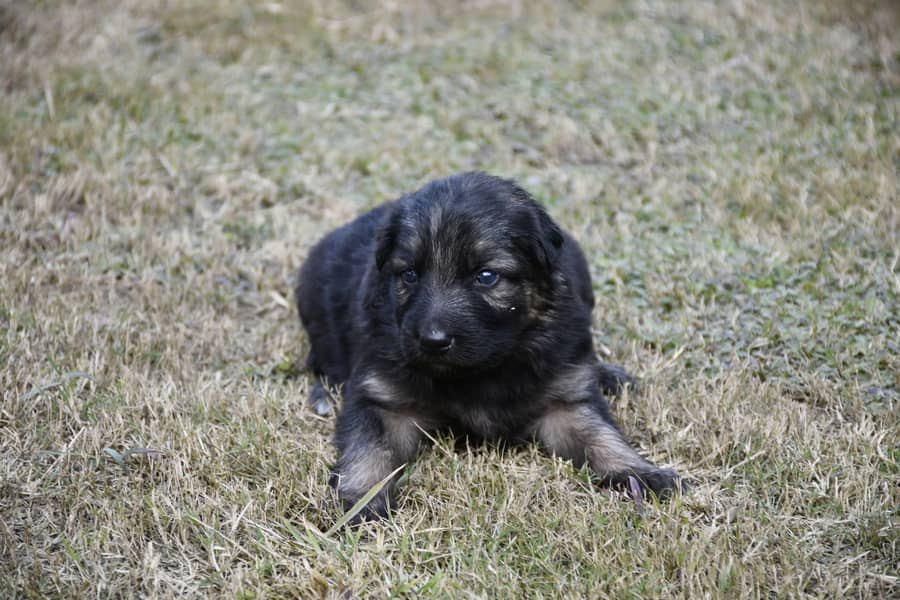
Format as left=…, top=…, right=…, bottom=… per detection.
left=597, top=362, right=639, bottom=397
left=309, top=381, right=334, bottom=416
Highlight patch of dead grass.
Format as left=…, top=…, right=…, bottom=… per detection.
left=1, top=0, right=898, bottom=597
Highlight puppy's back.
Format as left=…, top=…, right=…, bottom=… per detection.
left=295, top=202, right=394, bottom=382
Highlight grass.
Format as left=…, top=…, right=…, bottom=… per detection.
left=1, top=0, right=897, bottom=597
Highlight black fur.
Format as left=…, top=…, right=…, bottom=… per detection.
left=295, top=172, right=679, bottom=521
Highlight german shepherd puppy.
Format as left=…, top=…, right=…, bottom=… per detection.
left=296, top=172, right=679, bottom=520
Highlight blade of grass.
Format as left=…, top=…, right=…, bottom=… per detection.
left=325, top=464, right=406, bottom=536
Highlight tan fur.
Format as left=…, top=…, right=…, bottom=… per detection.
left=456, top=407, right=498, bottom=439
left=543, top=363, right=598, bottom=403
left=379, top=410, right=428, bottom=458
left=335, top=444, right=395, bottom=499
left=534, top=404, right=652, bottom=476
left=359, top=372, right=403, bottom=405
left=480, top=281, right=518, bottom=312
left=428, top=205, right=457, bottom=286
left=335, top=410, right=423, bottom=500
left=479, top=252, right=520, bottom=273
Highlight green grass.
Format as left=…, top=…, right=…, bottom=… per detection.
left=1, top=0, right=897, bottom=597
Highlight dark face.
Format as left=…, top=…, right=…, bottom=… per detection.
left=374, top=173, right=563, bottom=378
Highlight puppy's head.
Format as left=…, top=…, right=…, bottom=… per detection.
left=373, top=172, right=564, bottom=377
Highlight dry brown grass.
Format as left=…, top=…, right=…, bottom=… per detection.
left=1, top=0, right=898, bottom=597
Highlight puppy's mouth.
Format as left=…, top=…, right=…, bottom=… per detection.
left=410, top=359, right=458, bottom=378
left=405, top=347, right=458, bottom=373
left=402, top=339, right=505, bottom=380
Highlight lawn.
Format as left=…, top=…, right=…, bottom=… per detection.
left=1, top=0, right=897, bottom=597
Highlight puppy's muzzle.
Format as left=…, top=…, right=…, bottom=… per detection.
left=418, top=326, right=454, bottom=354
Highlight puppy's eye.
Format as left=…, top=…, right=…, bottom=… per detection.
left=401, top=269, right=418, bottom=284
left=475, top=270, right=499, bottom=287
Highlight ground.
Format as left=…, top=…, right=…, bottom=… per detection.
left=0, top=0, right=897, bottom=597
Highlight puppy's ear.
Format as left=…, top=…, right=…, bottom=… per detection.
left=374, top=208, right=399, bottom=270
left=532, top=208, right=564, bottom=271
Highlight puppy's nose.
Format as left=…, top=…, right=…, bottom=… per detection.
left=419, top=327, right=454, bottom=353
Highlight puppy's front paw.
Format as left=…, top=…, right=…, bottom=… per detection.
left=607, top=467, right=682, bottom=500
left=328, top=474, right=390, bottom=526
left=634, top=467, right=683, bottom=499
left=343, top=496, right=390, bottom=525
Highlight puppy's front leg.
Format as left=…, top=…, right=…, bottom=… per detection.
left=331, top=401, right=423, bottom=521
left=534, top=396, right=679, bottom=497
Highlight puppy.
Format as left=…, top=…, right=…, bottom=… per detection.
left=295, top=172, right=679, bottom=520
